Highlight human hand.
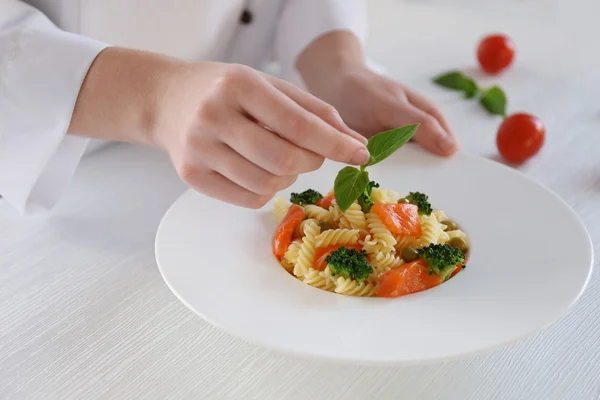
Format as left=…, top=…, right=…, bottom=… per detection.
left=297, top=32, right=459, bottom=156
left=69, top=48, right=369, bottom=209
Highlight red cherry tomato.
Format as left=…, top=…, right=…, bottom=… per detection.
left=496, top=113, right=545, bottom=163
left=477, top=34, right=516, bottom=74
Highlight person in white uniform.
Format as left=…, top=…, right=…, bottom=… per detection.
left=0, top=0, right=459, bottom=215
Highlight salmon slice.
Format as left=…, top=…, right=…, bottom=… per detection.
left=378, top=259, right=443, bottom=297
left=272, top=205, right=306, bottom=259
left=372, top=203, right=422, bottom=236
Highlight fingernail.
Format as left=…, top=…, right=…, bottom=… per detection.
left=352, top=129, right=369, bottom=145
left=437, top=133, right=457, bottom=153
left=352, top=147, right=371, bottom=165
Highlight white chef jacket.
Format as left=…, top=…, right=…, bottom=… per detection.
left=0, top=0, right=367, bottom=215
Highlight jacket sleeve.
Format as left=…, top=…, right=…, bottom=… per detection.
left=0, top=1, right=108, bottom=215
left=274, top=0, right=368, bottom=85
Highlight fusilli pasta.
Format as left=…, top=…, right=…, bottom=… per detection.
left=394, top=235, right=419, bottom=253
left=433, top=209, right=448, bottom=223
left=303, top=204, right=330, bottom=223
left=273, top=198, right=290, bottom=222
left=303, top=267, right=336, bottom=291
left=332, top=275, right=377, bottom=297
left=329, top=204, right=344, bottom=225
left=338, top=216, right=353, bottom=230
left=284, top=239, right=303, bottom=267
left=446, top=229, right=468, bottom=241
left=370, top=252, right=403, bottom=277
left=415, top=213, right=444, bottom=249
left=438, top=230, right=450, bottom=244
left=365, top=212, right=397, bottom=253
left=295, top=218, right=316, bottom=238
left=371, top=187, right=401, bottom=204
left=343, top=202, right=368, bottom=233
left=293, top=220, right=321, bottom=278
left=315, top=229, right=359, bottom=248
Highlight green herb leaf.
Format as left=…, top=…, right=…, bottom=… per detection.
left=334, top=167, right=370, bottom=212
left=365, top=124, right=419, bottom=167
left=433, top=71, right=479, bottom=98
left=479, top=86, right=507, bottom=117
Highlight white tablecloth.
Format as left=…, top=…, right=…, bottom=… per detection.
left=2, top=1, right=600, bottom=399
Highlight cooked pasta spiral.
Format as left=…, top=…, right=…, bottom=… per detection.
left=273, top=198, right=290, bottom=222
left=343, top=202, right=368, bottom=233
left=293, top=220, right=321, bottom=278
left=283, top=239, right=303, bottom=267
left=433, top=209, right=448, bottom=223
left=315, top=229, right=359, bottom=248
left=338, top=216, right=353, bottom=230
left=294, top=218, right=315, bottom=238
left=369, top=252, right=403, bottom=276
left=394, top=235, right=419, bottom=253
left=446, top=229, right=468, bottom=241
left=303, top=267, right=335, bottom=291
left=331, top=275, right=377, bottom=297
left=371, top=188, right=401, bottom=204
left=415, top=213, right=444, bottom=249
left=329, top=204, right=344, bottom=226
left=438, top=230, right=450, bottom=244
left=365, top=212, right=397, bottom=253
left=303, top=204, right=331, bottom=223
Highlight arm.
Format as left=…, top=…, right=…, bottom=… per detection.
left=276, top=0, right=459, bottom=155
left=1, top=2, right=368, bottom=215
left=0, top=1, right=107, bottom=214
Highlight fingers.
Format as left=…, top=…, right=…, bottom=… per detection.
left=390, top=103, right=457, bottom=156
left=222, top=115, right=324, bottom=176
left=207, top=143, right=298, bottom=196
left=177, top=142, right=298, bottom=208
left=404, top=89, right=459, bottom=155
left=178, top=165, right=271, bottom=209
left=236, top=73, right=370, bottom=165
left=262, top=73, right=368, bottom=145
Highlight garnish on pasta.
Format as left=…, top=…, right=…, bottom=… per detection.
left=290, top=189, right=323, bottom=206
left=271, top=125, right=470, bottom=297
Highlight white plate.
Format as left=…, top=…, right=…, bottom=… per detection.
left=155, top=144, right=593, bottom=365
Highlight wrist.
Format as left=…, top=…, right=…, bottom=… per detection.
left=68, top=47, right=184, bottom=147
left=296, top=31, right=365, bottom=100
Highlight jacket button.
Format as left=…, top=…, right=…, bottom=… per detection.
left=240, top=9, right=253, bottom=24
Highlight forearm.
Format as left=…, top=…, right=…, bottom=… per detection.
left=68, top=47, right=183, bottom=147
left=296, top=31, right=365, bottom=97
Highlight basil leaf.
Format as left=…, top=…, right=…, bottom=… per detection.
left=365, top=124, right=419, bottom=167
left=479, top=86, right=507, bottom=117
left=433, top=71, right=479, bottom=98
left=334, top=167, right=370, bottom=212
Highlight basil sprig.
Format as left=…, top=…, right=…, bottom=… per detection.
left=479, top=86, right=507, bottom=117
left=334, top=124, right=420, bottom=212
left=433, top=70, right=508, bottom=117
left=433, top=71, right=479, bottom=99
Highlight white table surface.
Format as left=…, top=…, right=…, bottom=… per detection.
left=2, top=1, right=600, bottom=399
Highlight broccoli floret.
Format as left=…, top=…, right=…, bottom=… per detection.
left=357, top=181, right=379, bottom=212
left=325, top=247, right=373, bottom=283
left=405, top=192, right=432, bottom=215
left=418, top=244, right=465, bottom=281
left=290, top=189, right=323, bottom=206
